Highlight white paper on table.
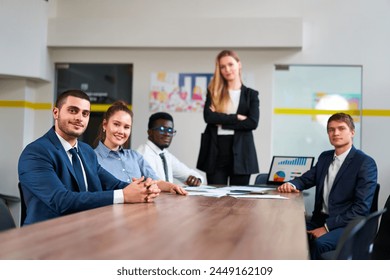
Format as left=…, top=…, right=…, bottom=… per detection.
left=184, top=185, right=217, bottom=191
left=183, top=185, right=286, bottom=199
left=184, top=185, right=228, bottom=197
left=228, top=194, right=289, bottom=199
left=220, top=185, right=275, bottom=192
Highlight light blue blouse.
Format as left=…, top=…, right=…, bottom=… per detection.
left=94, top=141, right=159, bottom=183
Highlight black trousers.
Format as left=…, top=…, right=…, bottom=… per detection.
left=206, top=135, right=251, bottom=185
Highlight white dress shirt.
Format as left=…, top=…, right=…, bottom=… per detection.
left=322, top=147, right=351, bottom=214
left=218, top=89, right=241, bottom=135
left=137, top=140, right=204, bottom=184
left=55, top=131, right=88, bottom=191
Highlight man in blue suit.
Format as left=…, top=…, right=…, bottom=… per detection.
left=277, top=112, right=377, bottom=259
left=18, top=89, right=160, bottom=225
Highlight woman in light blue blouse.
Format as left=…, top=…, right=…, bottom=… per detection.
left=94, top=101, right=187, bottom=195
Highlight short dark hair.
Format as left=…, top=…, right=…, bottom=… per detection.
left=55, top=89, right=90, bottom=109
left=327, top=112, right=355, bottom=131
left=148, top=112, right=174, bottom=129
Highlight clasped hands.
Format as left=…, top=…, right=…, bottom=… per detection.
left=123, top=176, right=160, bottom=203
left=123, top=177, right=189, bottom=203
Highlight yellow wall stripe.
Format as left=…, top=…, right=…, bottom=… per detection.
left=274, top=108, right=390, bottom=117
left=0, top=101, right=386, bottom=116
left=0, top=100, right=132, bottom=112
left=361, top=109, right=390, bottom=116
left=0, top=100, right=52, bottom=110
left=91, top=104, right=132, bottom=112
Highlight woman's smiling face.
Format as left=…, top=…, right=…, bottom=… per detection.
left=103, top=110, right=132, bottom=150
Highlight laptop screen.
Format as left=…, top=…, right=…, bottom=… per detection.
left=266, top=156, right=315, bottom=185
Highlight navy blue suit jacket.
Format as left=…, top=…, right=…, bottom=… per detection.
left=18, top=127, right=128, bottom=225
left=290, top=146, right=377, bottom=231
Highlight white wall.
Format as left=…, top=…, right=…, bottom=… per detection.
left=1, top=0, right=390, bottom=222
left=0, top=0, right=51, bottom=79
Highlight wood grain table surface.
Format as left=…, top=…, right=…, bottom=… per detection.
left=0, top=190, right=309, bottom=260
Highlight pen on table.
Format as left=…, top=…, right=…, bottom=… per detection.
left=229, top=190, right=268, bottom=195
left=248, top=191, right=268, bottom=195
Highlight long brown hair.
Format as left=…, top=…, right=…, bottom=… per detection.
left=208, top=50, right=242, bottom=112
left=93, top=100, right=133, bottom=148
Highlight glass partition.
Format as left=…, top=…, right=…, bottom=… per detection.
left=273, top=65, right=362, bottom=157
left=273, top=65, right=362, bottom=214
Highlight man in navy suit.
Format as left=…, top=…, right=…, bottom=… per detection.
left=18, top=89, right=160, bottom=225
left=277, top=112, right=377, bottom=259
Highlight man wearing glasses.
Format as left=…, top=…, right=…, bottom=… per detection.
left=137, top=112, right=204, bottom=186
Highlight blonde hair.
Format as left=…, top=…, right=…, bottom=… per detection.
left=208, top=50, right=242, bottom=112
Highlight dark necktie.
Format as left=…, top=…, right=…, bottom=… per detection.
left=159, top=153, right=169, bottom=182
left=69, top=147, right=87, bottom=192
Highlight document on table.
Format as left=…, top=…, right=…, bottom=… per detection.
left=184, top=185, right=289, bottom=199
left=184, top=185, right=226, bottom=197
left=228, top=194, right=289, bottom=199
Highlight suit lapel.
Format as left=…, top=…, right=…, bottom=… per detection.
left=47, top=127, right=76, bottom=176
left=236, top=86, right=246, bottom=114
left=46, top=127, right=83, bottom=191
left=319, top=153, right=334, bottom=194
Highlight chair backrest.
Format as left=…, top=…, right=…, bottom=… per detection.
left=372, top=195, right=390, bottom=259
left=370, top=183, right=380, bottom=213
left=18, top=182, right=27, bottom=226
left=332, top=208, right=386, bottom=260
left=254, top=173, right=268, bottom=185
left=0, top=197, right=16, bottom=231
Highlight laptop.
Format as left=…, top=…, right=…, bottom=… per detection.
left=259, top=156, right=315, bottom=186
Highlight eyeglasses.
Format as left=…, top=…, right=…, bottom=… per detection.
left=151, top=126, right=177, bottom=136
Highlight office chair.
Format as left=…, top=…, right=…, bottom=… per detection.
left=254, top=173, right=268, bottom=185
left=370, top=183, right=380, bottom=213
left=321, top=208, right=386, bottom=260
left=18, top=182, right=27, bottom=226
left=372, top=195, right=390, bottom=259
left=0, top=197, right=16, bottom=231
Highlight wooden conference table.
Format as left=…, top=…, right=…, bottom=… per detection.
left=0, top=189, right=309, bottom=260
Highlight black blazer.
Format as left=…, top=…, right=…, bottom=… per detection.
left=197, top=85, right=259, bottom=174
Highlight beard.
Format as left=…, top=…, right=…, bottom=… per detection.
left=156, top=143, right=170, bottom=150
left=56, top=117, right=86, bottom=139
left=155, top=136, right=172, bottom=150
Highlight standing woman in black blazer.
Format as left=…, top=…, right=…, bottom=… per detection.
left=197, top=50, right=259, bottom=185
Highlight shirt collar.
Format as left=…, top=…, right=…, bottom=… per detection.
left=96, top=141, right=124, bottom=158
left=146, top=139, right=165, bottom=155
left=55, top=131, right=77, bottom=152
left=334, top=147, right=352, bottom=163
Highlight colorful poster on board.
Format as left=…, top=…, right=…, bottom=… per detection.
left=149, top=72, right=213, bottom=112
